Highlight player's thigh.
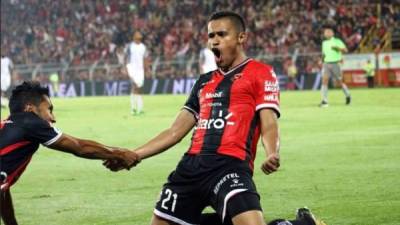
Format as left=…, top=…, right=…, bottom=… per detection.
left=154, top=184, right=205, bottom=225
left=321, top=64, right=331, bottom=84
left=332, top=64, right=343, bottom=82
left=225, top=191, right=263, bottom=224
left=231, top=210, right=265, bottom=225
left=211, top=169, right=261, bottom=222
left=132, top=70, right=144, bottom=88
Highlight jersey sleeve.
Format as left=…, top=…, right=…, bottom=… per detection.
left=337, top=38, right=346, bottom=49
left=183, top=79, right=201, bottom=119
left=23, top=114, right=62, bottom=146
left=254, top=66, right=281, bottom=118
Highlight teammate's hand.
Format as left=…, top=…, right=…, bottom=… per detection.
left=103, top=149, right=141, bottom=172
left=261, top=153, right=280, bottom=175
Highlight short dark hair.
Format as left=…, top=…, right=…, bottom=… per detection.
left=9, top=81, right=50, bottom=114
left=322, top=24, right=336, bottom=32
left=208, top=11, right=246, bottom=32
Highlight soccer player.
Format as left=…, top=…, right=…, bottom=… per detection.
left=105, top=11, right=325, bottom=225
left=1, top=53, right=13, bottom=108
left=0, top=81, right=140, bottom=225
left=320, top=25, right=351, bottom=107
left=126, top=31, right=149, bottom=115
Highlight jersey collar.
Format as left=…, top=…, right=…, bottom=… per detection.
left=218, top=58, right=252, bottom=76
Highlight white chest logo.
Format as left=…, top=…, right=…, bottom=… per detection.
left=196, top=110, right=235, bottom=130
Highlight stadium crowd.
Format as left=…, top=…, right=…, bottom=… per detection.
left=1, top=0, right=399, bottom=80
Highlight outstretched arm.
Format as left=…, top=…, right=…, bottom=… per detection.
left=134, top=109, right=197, bottom=160
left=49, top=134, right=139, bottom=169
left=259, top=109, right=280, bottom=175
left=0, top=189, right=18, bottom=225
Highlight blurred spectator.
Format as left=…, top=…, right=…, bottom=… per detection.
left=1, top=0, right=399, bottom=81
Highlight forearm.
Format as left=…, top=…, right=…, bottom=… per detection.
left=261, top=120, right=280, bottom=156
left=51, top=136, right=122, bottom=160
left=263, top=127, right=279, bottom=155
left=0, top=190, right=18, bottom=225
left=135, top=128, right=182, bottom=160
left=73, top=139, right=120, bottom=160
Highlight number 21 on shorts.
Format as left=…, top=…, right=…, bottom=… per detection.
left=161, top=188, right=178, bottom=212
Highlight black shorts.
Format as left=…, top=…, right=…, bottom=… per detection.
left=154, top=154, right=261, bottom=225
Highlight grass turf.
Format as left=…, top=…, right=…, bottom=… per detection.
left=1, top=88, right=399, bottom=225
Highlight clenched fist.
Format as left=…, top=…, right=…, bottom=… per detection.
left=261, top=153, right=280, bottom=175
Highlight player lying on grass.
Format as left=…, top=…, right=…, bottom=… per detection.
left=0, top=81, right=140, bottom=225
left=105, top=11, right=326, bottom=225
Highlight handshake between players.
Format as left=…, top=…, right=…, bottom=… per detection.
left=103, top=148, right=141, bottom=171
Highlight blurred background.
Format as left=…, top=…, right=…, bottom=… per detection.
left=1, top=0, right=400, bottom=96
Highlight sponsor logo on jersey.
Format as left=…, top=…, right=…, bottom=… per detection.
left=264, top=94, right=279, bottom=102
left=207, top=102, right=222, bottom=107
left=214, top=173, right=240, bottom=194
left=230, top=178, right=244, bottom=188
left=264, top=81, right=279, bottom=92
left=196, top=110, right=234, bottom=130
left=205, top=91, right=223, bottom=99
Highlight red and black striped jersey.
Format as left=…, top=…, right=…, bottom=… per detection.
left=183, top=58, right=280, bottom=171
left=0, top=112, right=62, bottom=190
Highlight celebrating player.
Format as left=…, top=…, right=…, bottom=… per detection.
left=0, top=81, right=140, bottom=225
left=105, top=11, right=325, bottom=225
left=126, top=31, right=149, bottom=115
left=319, top=25, right=351, bottom=107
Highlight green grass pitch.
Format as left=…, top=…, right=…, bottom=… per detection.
left=1, top=88, right=399, bottom=225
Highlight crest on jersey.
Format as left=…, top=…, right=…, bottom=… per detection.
left=231, top=73, right=243, bottom=81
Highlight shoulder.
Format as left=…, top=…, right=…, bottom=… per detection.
left=247, top=60, right=276, bottom=77
left=13, top=112, right=49, bottom=129
left=336, top=38, right=345, bottom=44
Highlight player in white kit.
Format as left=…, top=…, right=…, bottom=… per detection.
left=125, top=31, right=148, bottom=115
left=1, top=54, right=13, bottom=108
left=199, top=47, right=217, bottom=74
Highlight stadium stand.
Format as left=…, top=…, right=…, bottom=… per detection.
left=1, top=0, right=399, bottom=81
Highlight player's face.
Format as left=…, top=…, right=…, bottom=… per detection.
left=27, top=95, right=56, bottom=124
left=134, top=32, right=143, bottom=42
left=208, top=18, right=246, bottom=70
left=324, top=29, right=334, bottom=39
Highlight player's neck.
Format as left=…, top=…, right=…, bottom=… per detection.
left=222, top=52, right=247, bottom=72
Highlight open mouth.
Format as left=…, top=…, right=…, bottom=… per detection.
left=211, top=48, right=222, bottom=63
